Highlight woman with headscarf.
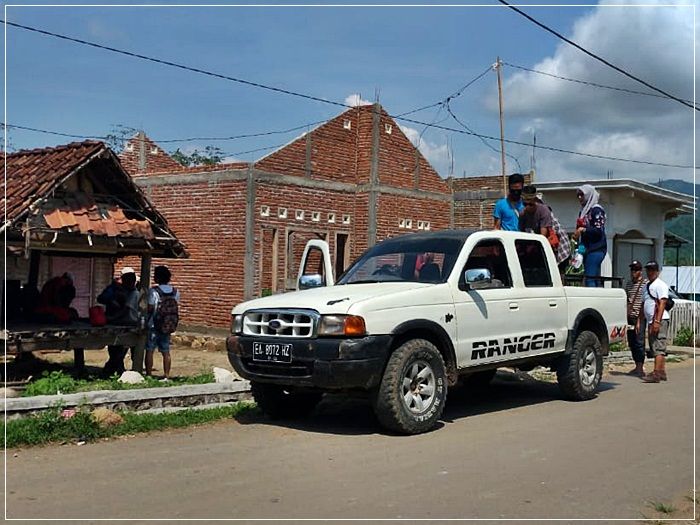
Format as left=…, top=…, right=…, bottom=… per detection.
left=572, top=184, right=607, bottom=287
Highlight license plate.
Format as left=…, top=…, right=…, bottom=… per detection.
left=252, top=342, right=293, bottom=363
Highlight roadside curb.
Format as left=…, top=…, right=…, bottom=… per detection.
left=666, top=345, right=698, bottom=357
left=2, top=381, right=252, bottom=419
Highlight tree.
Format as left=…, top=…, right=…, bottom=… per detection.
left=169, top=145, right=225, bottom=167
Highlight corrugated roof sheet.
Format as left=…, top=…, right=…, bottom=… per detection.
left=661, top=266, right=700, bottom=295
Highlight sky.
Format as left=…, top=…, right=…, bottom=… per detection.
left=3, top=1, right=696, bottom=184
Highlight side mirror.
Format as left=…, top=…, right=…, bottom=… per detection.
left=299, top=274, right=324, bottom=290
left=463, top=268, right=492, bottom=291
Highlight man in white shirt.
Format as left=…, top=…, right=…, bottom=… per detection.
left=641, top=261, right=670, bottom=383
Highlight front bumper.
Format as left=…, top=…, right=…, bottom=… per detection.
left=227, top=334, right=392, bottom=390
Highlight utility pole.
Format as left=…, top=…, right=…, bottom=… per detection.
left=495, top=57, right=507, bottom=195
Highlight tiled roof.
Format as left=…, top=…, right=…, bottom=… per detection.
left=41, top=194, right=154, bottom=239
left=119, top=134, right=185, bottom=175
left=2, top=141, right=105, bottom=226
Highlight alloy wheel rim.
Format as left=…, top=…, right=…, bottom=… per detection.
left=579, top=348, right=597, bottom=386
left=401, top=360, right=436, bottom=414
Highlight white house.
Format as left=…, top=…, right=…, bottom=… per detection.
left=535, top=179, right=694, bottom=280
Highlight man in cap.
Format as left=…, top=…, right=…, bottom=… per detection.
left=641, top=261, right=670, bottom=383
left=625, top=260, right=648, bottom=377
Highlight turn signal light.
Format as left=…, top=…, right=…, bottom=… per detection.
left=343, top=316, right=366, bottom=336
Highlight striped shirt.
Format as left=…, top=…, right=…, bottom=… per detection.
left=625, top=278, right=648, bottom=322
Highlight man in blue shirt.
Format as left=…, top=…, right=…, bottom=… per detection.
left=493, top=173, right=525, bottom=231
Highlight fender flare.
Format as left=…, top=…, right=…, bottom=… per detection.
left=391, top=319, right=458, bottom=372
left=567, top=308, right=610, bottom=355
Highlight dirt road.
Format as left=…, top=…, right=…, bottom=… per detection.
left=6, top=361, right=696, bottom=520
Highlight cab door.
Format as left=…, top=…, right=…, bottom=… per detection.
left=511, top=238, right=568, bottom=354
left=297, top=240, right=335, bottom=290
left=452, top=238, right=532, bottom=368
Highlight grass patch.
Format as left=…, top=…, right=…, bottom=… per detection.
left=648, top=501, right=676, bottom=514
left=609, top=342, right=626, bottom=353
left=3, top=402, right=256, bottom=448
left=23, top=370, right=216, bottom=397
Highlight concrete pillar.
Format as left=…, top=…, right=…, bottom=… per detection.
left=138, top=131, right=146, bottom=172
left=367, top=103, right=381, bottom=247
left=243, top=165, right=257, bottom=300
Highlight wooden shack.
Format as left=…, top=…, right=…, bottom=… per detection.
left=2, top=141, right=187, bottom=371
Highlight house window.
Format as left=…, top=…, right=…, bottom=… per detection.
left=150, top=146, right=159, bottom=154
left=417, top=220, right=425, bottom=230
left=278, top=207, right=288, bottom=219
left=311, top=211, right=321, bottom=222
left=124, top=143, right=134, bottom=152
left=295, top=210, right=305, bottom=221
left=343, top=120, right=352, bottom=130
left=342, top=215, right=351, bottom=225
left=405, top=219, right=413, bottom=229
left=328, top=213, right=336, bottom=223
left=385, top=123, right=393, bottom=135
left=424, top=221, right=431, bottom=231
left=260, top=205, right=270, bottom=217
left=399, top=219, right=406, bottom=229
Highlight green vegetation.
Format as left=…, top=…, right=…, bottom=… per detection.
left=23, top=370, right=215, bottom=397
left=3, top=402, right=256, bottom=448
left=609, top=342, right=625, bottom=353
left=170, top=146, right=224, bottom=167
left=648, top=501, right=676, bottom=514
left=672, top=326, right=694, bottom=347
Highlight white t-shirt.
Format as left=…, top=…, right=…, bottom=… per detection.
left=643, top=278, right=670, bottom=325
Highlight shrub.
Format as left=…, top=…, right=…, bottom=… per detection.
left=24, top=371, right=80, bottom=396
left=673, top=326, right=694, bottom=347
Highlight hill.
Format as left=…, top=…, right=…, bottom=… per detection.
left=656, top=179, right=697, bottom=265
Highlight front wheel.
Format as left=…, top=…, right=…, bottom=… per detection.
left=556, top=330, right=603, bottom=400
left=373, top=339, right=447, bottom=434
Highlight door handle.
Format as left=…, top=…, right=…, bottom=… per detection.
left=509, top=302, right=519, bottom=311
left=549, top=301, right=558, bottom=307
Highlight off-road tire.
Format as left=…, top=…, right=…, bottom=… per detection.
left=373, top=339, right=447, bottom=434
left=556, top=330, right=603, bottom=400
left=251, top=382, right=322, bottom=419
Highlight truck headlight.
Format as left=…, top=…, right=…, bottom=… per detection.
left=231, top=314, right=243, bottom=334
left=318, top=315, right=366, bottom=337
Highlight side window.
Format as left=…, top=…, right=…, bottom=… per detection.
left=462, top=240, right=512, bottom=288
left=516, top=240, right=552, bottom=287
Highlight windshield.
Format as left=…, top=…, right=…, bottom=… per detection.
left=337, top=236, right=465, bottom=285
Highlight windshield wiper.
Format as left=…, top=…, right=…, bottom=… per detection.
left=341, top=279, right=381, bottom=285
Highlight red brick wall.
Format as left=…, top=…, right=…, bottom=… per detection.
left=144, top=179, right=248, bottom=328
left=376, top=194, right=451, bottom=241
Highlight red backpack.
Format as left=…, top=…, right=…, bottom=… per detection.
left=154, top=286, right=179, bottom=334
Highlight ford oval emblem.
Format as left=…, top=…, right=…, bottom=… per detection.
left=268, top=320, right=282, bottom=331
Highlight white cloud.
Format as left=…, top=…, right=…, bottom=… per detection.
left=399, top=125, right=451, bottom=173
left=344, top=93, right=372, bottom=107
left=489, top=1, right=694, bottom=183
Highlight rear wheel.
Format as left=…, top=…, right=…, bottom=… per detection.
left=556, top=330, right=603, bottom=400
left=251, top=382, right=322, bottom=419
left=373, top=339, right=447, bottom=434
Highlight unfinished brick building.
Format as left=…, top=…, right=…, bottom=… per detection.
left=122, top=104, right=453, bottom=330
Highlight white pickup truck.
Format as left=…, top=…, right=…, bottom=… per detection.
left=227, top=229, right=627, bottom=434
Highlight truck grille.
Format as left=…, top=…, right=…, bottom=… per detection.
left=242, top=310, right=318, bottom=338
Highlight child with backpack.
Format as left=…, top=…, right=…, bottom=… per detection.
left=145, top=265, right=180, bottom=380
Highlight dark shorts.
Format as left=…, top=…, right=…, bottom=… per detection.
left=147, top=330, right=171, bottom=353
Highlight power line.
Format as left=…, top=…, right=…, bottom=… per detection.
left=497, top=0, right=697, bottom=111
left=503, top=61, right=697, bottom=107
left=396, top=115, right=697, bottom=170
left=5, top=20, right=695, bottom=170
left=2, top=19, right=350, bottom=110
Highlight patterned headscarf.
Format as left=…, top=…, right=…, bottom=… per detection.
left=577, top=184, right=599, bottom=219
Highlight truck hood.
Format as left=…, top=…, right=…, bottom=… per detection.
left=231, top=282, right=433, bottom=315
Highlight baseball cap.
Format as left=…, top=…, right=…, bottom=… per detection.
left=522, top=185, right=538, bottom=202
left=629, top=260, right=642, bottom=270
left=120, top=266, right=136, bottom=276
left=644, top=261, right=660, bottom=270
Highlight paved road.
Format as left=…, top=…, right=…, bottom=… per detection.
left=6, top=361, right=696, bottom=520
